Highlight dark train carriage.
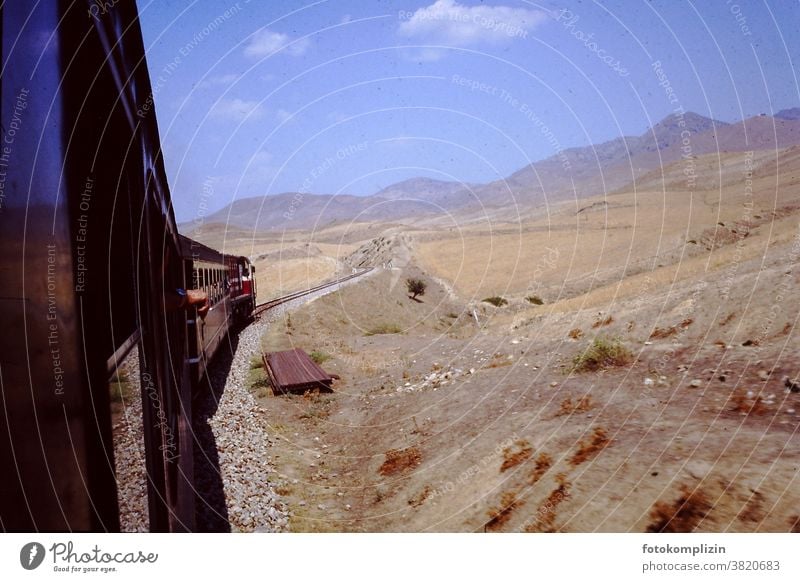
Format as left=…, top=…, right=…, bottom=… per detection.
left=0, top=1, right=195, bottom=531
left=178, top=235, right=256, bottom=383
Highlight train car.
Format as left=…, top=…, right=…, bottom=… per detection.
left=179, top=235, right=256, bottom=383
left=0, top=1, right=198, bottom=531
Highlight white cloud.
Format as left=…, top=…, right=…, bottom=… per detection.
left=398, top=0, right=547, bottom=46
left=210, top=98, right=264, bottom=122
left=198, top=74, right=241, bottom=88
left=244, top=29, right=310, bottom=58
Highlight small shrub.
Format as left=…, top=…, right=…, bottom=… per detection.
left=486, top=491, right=524, bottom=532
left=647, top=484, right=712, bottom=532
left=555, top=395, right=593, bottom=417
left=528, top=452, right=553, bottom=485
left=408, top=485, right=432, bottom=508
left=406, top=278, right=427, bottom=299
left=483, top=296, right=508, bottom=307
left=729, top=392, right=770, bottom=416
left=379, top=447, right=422, bottom=476
left=523, top=473, right=571, bottom=532
left=526, top=295, right=544, bottom=305
left=486, top=353, right=513, bottom=368
left=592, top=314, right=613, bottom=328
left=310, top=350, right=331, bottom=365
left=250, top=356, right=265, bottom=369
left=365, top=323, right=403, bottom=336
left=569, top=427, right=610, bottom=466
left=500, top=439, right=533, bottom=472
left=650, top=326, right=678, bottom=339
left=568, top=328, right=583, bottom=340
left=572, top=337, right=632, bottom=373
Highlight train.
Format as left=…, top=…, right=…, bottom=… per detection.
left=0, top=1, right=256, bottom=531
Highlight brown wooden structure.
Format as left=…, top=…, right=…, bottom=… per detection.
left=265, top=349, right=334, bottom=394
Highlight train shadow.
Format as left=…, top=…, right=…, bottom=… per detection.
left=192, top=331, right=241, bottom=533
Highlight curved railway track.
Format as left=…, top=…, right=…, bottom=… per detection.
left=252, top=268, right=373, bottom=317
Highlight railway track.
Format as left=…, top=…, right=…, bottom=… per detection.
left=252, top=268, right=373, bottom=317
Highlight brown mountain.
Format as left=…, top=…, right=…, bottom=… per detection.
left=181, top=111, right=800, bottom=234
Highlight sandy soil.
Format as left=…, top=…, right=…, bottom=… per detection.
left=234, top=147, right=800, bottom=532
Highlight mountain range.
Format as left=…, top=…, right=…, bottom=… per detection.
left=183, top=108, right=800, bottom=233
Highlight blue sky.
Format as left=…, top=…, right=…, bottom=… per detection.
left=135, top=0, right=800, bottom=222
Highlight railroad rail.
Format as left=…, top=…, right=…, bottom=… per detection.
left=252, top=268, right=373, bottom=316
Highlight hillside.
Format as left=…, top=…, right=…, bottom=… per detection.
left=181, top=110, right=800, bottom=238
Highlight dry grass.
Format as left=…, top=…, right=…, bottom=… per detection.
left=569, top=427, right=610, bottom=466
left=528, top=452, right=553, bottom=485
left=572, top=337, right=633, bottom=373
left=555, top=395, right=593, bottom=417
left=647, top=484, right=712, bottom=532
left=650, top=318, right=693, bottom=339
left=408, top=485, right=432, bottom=508
left=592, top=315, right=613, bottom=328
left=486, top=491, right=524, bottom=532
left=729, top=392, right=771, bottom=416
left=365, top=323, right=403, bottom=336
left=486, top=353, right=513, bottom=369
left=650, top=326, right=678, bottom=339
left=500, top=439, right=533, bottom=472
left=379, top=447, right=422, bottom=476
left=523, top=473, right=571, bottom=532
left=568, top=328, right=583, bottom=340
left=482, top=296, right=508, bottom=307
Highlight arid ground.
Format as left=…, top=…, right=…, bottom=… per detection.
left=205, top=147, right=799, bottom=532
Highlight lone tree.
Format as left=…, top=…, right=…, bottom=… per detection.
left=406, top=277, right=427, bottom=300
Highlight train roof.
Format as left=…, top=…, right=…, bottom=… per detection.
left=178, top=233, right=227, bottom=263
left=178, top=234, right=252, bottom=265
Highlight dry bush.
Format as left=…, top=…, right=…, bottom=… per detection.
left=572, top=337, right=632, bottom=373
left=486, top=491, right=524, bottom=532
left=408, top=485, right=432, bottom=508
left=486, top=353, right=513, bottom=369
left=482, top=296, right=508, bottom=307
left=729, top=392, right=770, bottom=416
left=700, top=226, right=743, bottom=250
left=568, top=328, right=584, bottom=340
left=650, top=318, right=693, bottom=340
left=528, top=452, right=553, bottom=485
left=365, top=323, right=402, bottom=336
left=500, top=439, right=533, bottom=472
left=569, top=427, right=610, bottom=466
left=719, top=312, right=736, bottom=326
left=650, top=326, right=678, bottom=339
left=555, top=395, right=593, bottom=417
left=379, top=447, right=422, bottom=476
left=592, top=315, right=614, bottom=328
left=647, top=484, right=712, bottom=532
left=523, top=473, right=571, bottom=532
